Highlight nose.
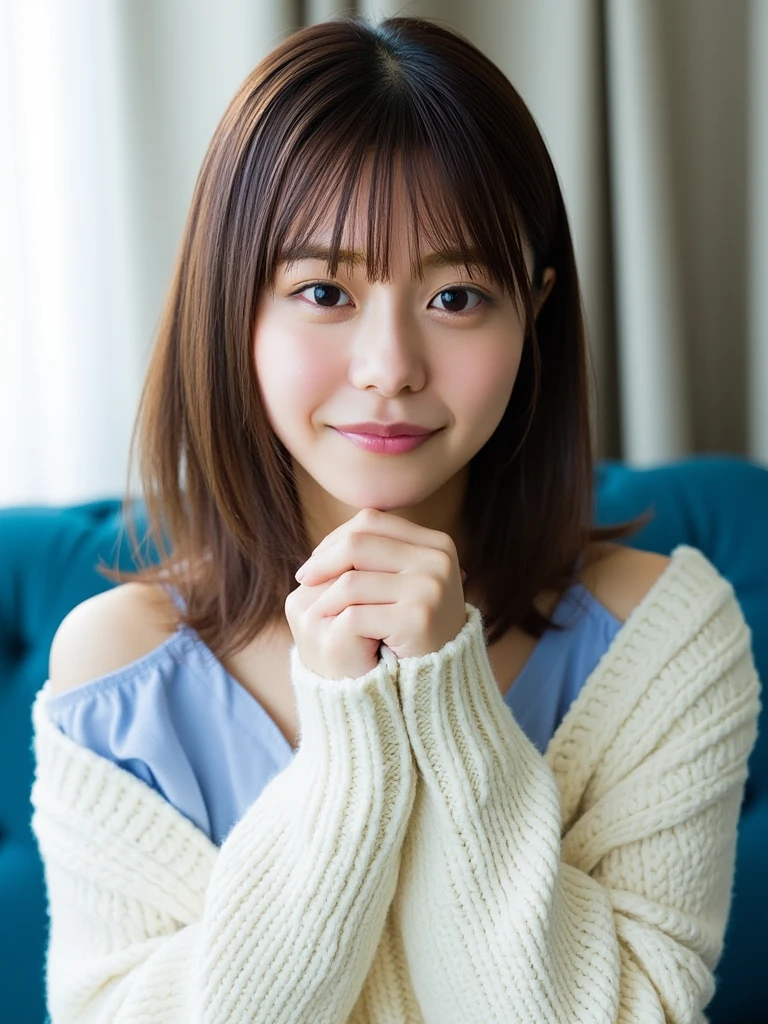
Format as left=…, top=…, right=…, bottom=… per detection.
left=347, top=296, right=427, bottom=396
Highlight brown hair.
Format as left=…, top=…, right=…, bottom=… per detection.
left=100, top=13, right=650, bottom=658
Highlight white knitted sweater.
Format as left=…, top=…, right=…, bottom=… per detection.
left=30, top=544, right=760, bottom=1023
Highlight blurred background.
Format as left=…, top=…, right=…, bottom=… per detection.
left=1, top=0, right=767, bottom=507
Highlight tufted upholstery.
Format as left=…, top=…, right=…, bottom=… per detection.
left=1, top=455, right=766, bottom=1024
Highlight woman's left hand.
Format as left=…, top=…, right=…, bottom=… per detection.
left=294, top=507, right=468, bottom=662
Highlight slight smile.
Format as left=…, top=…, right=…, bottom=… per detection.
left=333, top=427, right=441, bottom=455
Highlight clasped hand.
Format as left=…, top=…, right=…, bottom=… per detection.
left=284, top=507, right=468, bottom=680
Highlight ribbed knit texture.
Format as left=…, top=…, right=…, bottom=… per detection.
left=30, top=545, right=760, bottom=1023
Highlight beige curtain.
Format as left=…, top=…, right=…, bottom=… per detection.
left=1, top=0, right=765, bottom=504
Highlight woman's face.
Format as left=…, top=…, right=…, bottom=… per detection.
left=252, top=164, right=554, bottom=543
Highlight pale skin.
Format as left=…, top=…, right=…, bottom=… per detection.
left=255, top=159, right=557, bottom=679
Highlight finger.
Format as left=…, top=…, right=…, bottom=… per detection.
left=298, top=533, right=406, bottom=583
left=285, top=574, right=337, bottom=617
left=308, top=569, right=404, bottom=620
left=320, top=597, right=449, bottom=661
left=310, top=507, right=454, bottom=559
left=308, top=507, right=381, bottom=558
left=298, top=532, right=444, bottom=585
left=327, top=601, right=401, bottom=649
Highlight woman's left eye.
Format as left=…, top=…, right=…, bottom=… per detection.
left=429, top=287, right=490, bottom=315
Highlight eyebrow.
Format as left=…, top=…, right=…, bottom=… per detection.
left=276, top=241, right=487, bottom=272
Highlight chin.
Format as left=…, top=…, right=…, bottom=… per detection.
left=344, top=495, right=416, bottom=514
left=318, top=476, right=422, bottom=510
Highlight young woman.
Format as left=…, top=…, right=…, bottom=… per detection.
left=31, top=13, right=759, bottom=1024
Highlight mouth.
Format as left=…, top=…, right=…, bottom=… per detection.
left=333, top=427, right=440, bottom=455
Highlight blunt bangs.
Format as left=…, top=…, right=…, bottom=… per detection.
left=266, top=141, right=529, bottom=317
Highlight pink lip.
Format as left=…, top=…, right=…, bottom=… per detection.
left=335, top=421, right=436, bottom=437
left=334, top=429, right=438, bottom=454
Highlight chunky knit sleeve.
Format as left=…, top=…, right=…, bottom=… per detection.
left=392, top=551, right=760, bottom=1023
left=30, top=647, right=416, bottom=1024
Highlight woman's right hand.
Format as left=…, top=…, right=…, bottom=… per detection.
left=284, top=573, right=382, bottom=681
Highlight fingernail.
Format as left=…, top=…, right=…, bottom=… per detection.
left=460, top=568, right=467, bottom=583
left=295, top=565, right=306, bottom=581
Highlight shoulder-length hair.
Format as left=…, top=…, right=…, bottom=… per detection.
left=101, top=13, right=650, bottom=660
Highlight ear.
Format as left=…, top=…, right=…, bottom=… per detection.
left=533, top=267, right=556, bottom=319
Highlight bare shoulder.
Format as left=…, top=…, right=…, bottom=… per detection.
left=48, top=582, right=180, bottom=697
left=582, top=541, right=672, bottom=624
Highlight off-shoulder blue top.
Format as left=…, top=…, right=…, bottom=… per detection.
left=46, top=582, right=622, bottom=847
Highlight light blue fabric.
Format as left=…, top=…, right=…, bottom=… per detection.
left=45, top=582, right=621, bottom=847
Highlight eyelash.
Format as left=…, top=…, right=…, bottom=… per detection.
left=289, top=280, right=494, bottom=317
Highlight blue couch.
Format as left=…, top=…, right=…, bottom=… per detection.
left=2, top=455, right=767, bottom=1023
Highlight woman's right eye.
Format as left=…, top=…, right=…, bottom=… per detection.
left=293, top=282, right=352, bottom=309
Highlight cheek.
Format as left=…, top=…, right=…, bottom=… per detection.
left=254, top=322, right=339, bottom=422
left=446, top=339, right=523, bottom=421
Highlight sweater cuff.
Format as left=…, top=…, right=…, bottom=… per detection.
left=288, top=641, right=405, bottom=755
left=396, top=603, right=529, bottom=810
